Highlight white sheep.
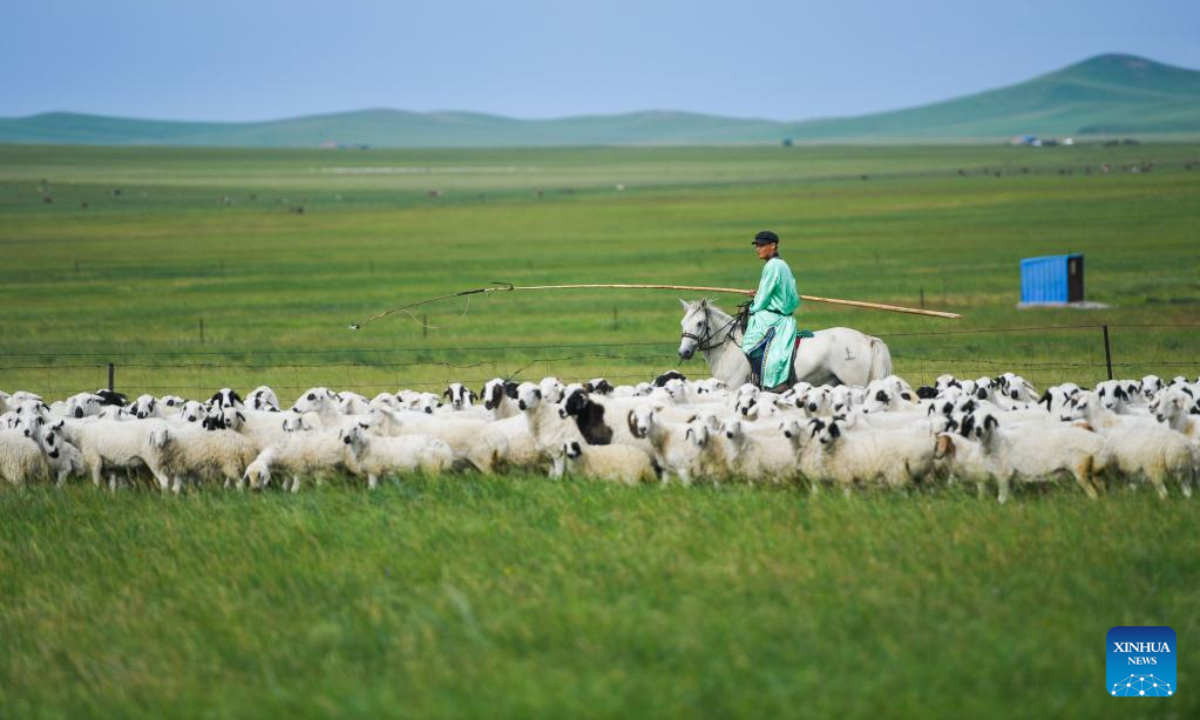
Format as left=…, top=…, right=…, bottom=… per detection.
left=338, top=392, right=372, bottom=415
left=37, top=422, right=85, bottom=487
left=944, top=411, right=1105, bottom=502
left=339, top=423, right=454, bottom=488
left=370, top=407, right=498, bottom=472
left=550, top=440, right=656, bottom=486
left=291, top=387, right=342, bottom=425
left=73, top=419, right=174, bottom=491
left=469, top=383, right=546, bottom=472
left=209, top=388, right=244, bottom=409
left=718, top=417, right=805, bottom=484
left=809, top=417, right=939, bottom=493
left=481, top=378, right=521, bottom=419
left=1150, top=387, right=1199, bottom=438
left=247, top=386, right=280, bottom=412
left=0, top=428, right=50, bottom=485
left=162, top=423, right=259, bottom=492
left=244, top=428, right=348, bottom=492
left=130, top=394, right=166, bottom=419
left=628, top=407, right=711, bottom=485
left=442, top=383, right=477, bottom=410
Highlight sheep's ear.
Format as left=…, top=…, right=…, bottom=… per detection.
left=679, top=298, right=690, bottom=310
left=959, top=415, right=975, bottom=437
left=875, top=390, right=888, bottom=402
left=236, top=412, right=245, bottom=423
left=829, top=422, right=841, bottom=438
left=984, top=414, right=999, bottom=430
left=358, top=422, right=368, bottom=429
left=442, top=388, right=452, bottom=399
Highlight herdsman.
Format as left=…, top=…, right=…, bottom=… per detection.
left=741, top=230, right=799, bottom=391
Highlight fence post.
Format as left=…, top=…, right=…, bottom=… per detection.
left=1102, top=325, right=1113, bottom=381
left=108, top=362, right=115, bottom=392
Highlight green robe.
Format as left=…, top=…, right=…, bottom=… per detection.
left=741, top=256, right=799, bottom=388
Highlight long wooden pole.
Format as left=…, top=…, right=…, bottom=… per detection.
left=508, top=284, right=962, bottom=319
left=349, top=281, right=960, bottom=329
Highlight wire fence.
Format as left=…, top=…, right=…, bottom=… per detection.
left=2, top=324, right=1198, bottom=402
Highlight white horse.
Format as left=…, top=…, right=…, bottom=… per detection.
left=677, top=299, right=893, bottom=387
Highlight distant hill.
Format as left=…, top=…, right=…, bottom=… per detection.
left=2, top=54, right=1197, bottom=147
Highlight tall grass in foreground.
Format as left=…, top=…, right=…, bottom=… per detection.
left=1, top=479, right=1196, bottom=718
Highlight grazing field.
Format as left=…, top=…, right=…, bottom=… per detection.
left=2, top=481, right=1198, bottom=719
left=1, top=143, right=1199, bottom=397
left=2, top=143, right=1200, bottom=717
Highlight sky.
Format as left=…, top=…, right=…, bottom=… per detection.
left=3, top=0, right=1198, bottom=122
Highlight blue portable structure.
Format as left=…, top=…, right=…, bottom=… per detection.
left=1020, top=254, right=1085, bottom=304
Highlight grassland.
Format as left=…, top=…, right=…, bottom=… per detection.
left=1, top=142, right=1199, bottom=718
left=1, top=481, right=1196, bottom=719
left=1, top=142, right=1199, bottom=398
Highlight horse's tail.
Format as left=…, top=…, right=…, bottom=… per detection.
left=867, top=336, right=893, bottom=383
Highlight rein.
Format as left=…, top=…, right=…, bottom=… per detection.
left=681, top=305, right=745, bottom=352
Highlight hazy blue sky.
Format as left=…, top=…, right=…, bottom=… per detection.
left=4, top=0, right=1197, bottom=121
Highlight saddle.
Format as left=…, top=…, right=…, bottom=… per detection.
left=756, top=330, right=815, bottom=392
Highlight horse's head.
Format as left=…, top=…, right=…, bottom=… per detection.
left=678, top=299, right=708, bottom=360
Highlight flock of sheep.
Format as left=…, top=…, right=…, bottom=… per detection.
left=2, top=370, right=1198, bottom=501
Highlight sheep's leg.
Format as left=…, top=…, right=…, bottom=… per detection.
left=996, top=476, right=1011, bottom=504
left=368, top=473, right=378, bottom=490
left=108, top=473, right=119, bottom=492
left=291, top=475, right=301, bottom=493
left=1151, top=473, right=1169, bottom=500
left=1074, top=456, right=1099, bottom=500
left=55, top=470, right=68, bottom=488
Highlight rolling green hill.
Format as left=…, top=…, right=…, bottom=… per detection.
left=2, top=53, right=1197, bottom=146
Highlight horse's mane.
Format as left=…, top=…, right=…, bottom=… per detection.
left=695, top=298, right=732, bottom=321
left=694, top=299, right=741, bottom=344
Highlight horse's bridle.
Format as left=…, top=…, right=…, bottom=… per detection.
left=681, top=306, right=744, bottom=352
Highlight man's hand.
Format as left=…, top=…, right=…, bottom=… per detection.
left=748, top=291, right=756, bottom=298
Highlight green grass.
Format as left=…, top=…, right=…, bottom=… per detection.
left=2, top=481, right=1197, bottom=719
left=2, top=142, right=1198, bottom=398
left=2, top=143, right=1200, bottom=717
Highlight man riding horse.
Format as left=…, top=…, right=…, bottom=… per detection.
left=742, top=230, right=799, bottom=392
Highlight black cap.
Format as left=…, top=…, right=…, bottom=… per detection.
left=752, top=230, right=779, bottom=246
